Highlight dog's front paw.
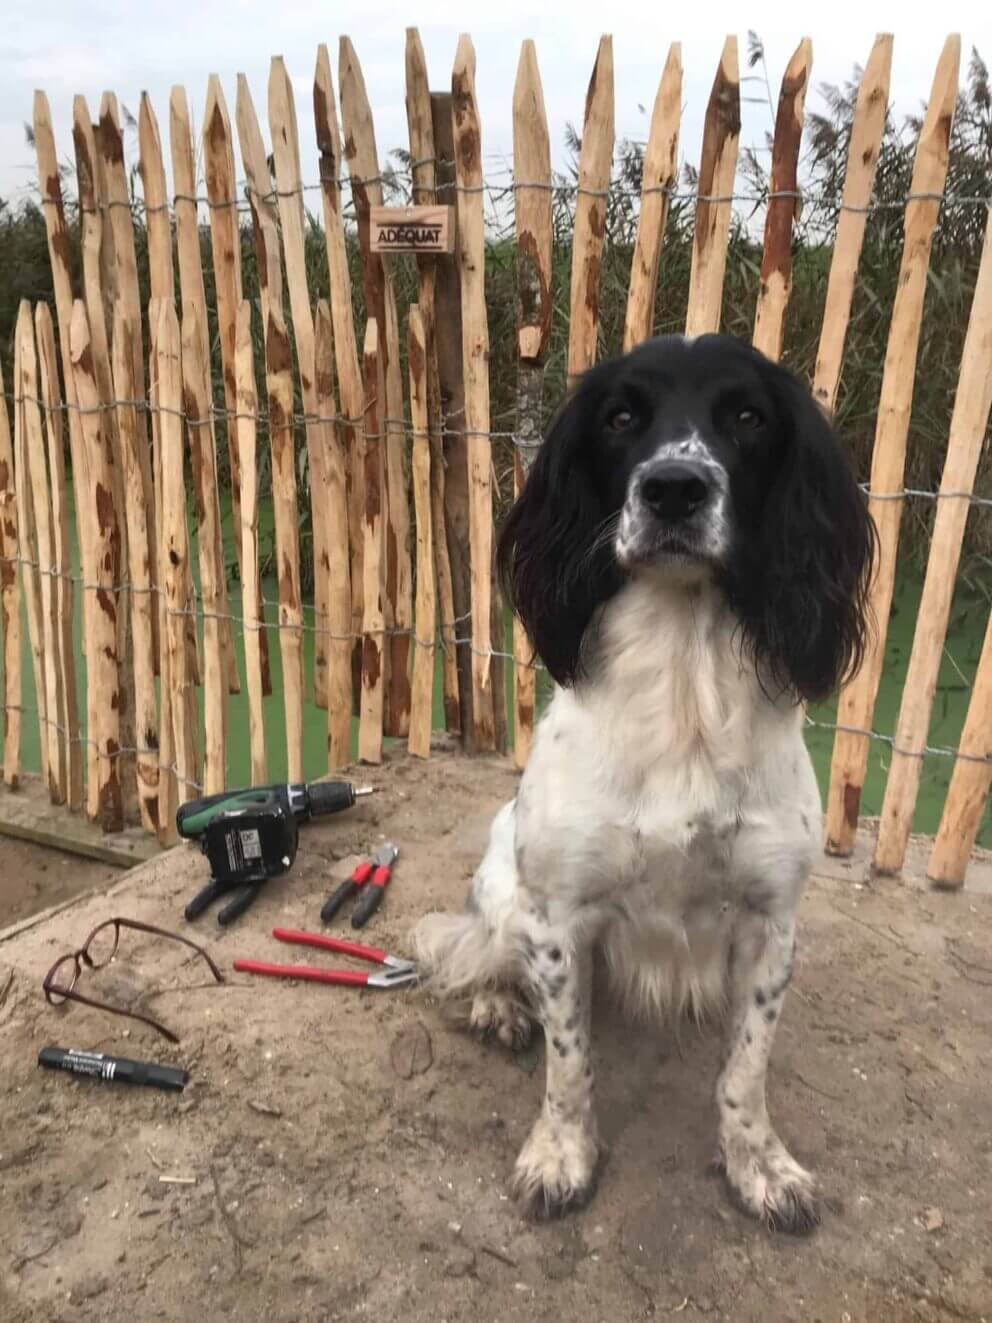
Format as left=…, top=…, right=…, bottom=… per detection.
left=470, top=990, right=533, bottom=1051
left=511, top=1113, right=599, bottom=1219
left=717, top=1130, right=820, bottom=1234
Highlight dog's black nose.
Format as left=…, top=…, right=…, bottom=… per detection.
left=638, top=460, right=712, bottom=522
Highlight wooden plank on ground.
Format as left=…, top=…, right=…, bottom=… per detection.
left=624, top=44, right=682, bottom=352
left=825, top=36, right=960, bottom=857
left=0, top=359, right=22, bottom=788
left=181, top=301, right=232, bottom=794
left=874, top=199, right=992, bottom=875
left=156, top=301, right=198, bottom=805
left=235, top=301, right=267, bottom=786
left=685, top=37, right=741, bottom=337
left=35, top=305, right=83, bottom=811
left=18, top=304, right=66, bottom=802
left=512, top=37, right=554, bottom=766
left=69, top=300, right=123, bottom=831
left=752, top=38, right=812, bottom=362
left=452, top=34, right=495, bottom=751
left=0, top=774, right=159, bottom=868
left=315, top=301, right=353, bottom=769
left=13, top=305, right=48, bottom=789
left=358, top=320, right=386, bottom=765
left=339, top=35, right=413, bottom=738
left=567, top=35, right=615, bottom=385
left=407, top=305, right=434, bottom=758
left=812, top=35, right=893, bottom=414
left=268, top=55, right=331, bottom=710
left=405, top=28, right=459, bottom=735
left=112, top=306, right=161, bottom=834
left=928, top=609, right=992, bottom=888
left=314, top=43, right=365, bottom=675
left=264, top=305, right=305, bottom=782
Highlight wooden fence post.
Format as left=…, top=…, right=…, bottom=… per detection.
left=13, top=305, right=49, bottom=789
left=171, top=84, right=238, bottom=700
left=452, top=34, right=496, bottom=752
left=407, top=305, right=435, bottom=758
left=181, top=301, right=232, bottom=795
left=623, top=44, right=682, bottom=352
left=33, top=91, right=98, bottom=805
left=873, top=199, right=992, bottom=874
left=405, top=28, right=460, bottom=736
left=138, top=91, right=172, bottom=687
left=358, top=319, right=386, bottom=765
left=685, top=37, right=741, bottom=337
left=268, top=56, right=333, bottom=711
left=156, top=301, right=198, bottom=805
left=265, top=306, right=305, bottom=782
left=511, top=39, right=554, bottom=766
left=339, top=36, right=414, bottom=738
left=0, top=361, right=20, bottom=789
left=567, top=35, right=615, bottom=386
left=35, top=304, right=82, bottom=808
left=812, top=35, right=893, bottom=414
left=18, top=304, right=67, bottom=802
left=112, top=306, right=161, bottom=833
left=203, top=77, right=251, bottom=606
left=148, top=300, right=180, bottom=841
left=315, top=300, right=354, bottom=769
left=928, top=608, right=992, bottom=887
left=69, top=301, right=123, bottom=831
left=825, top=36, right=960, bottom=856
left=752, top=39, right=813, bottom=362
left=431, top=92, right=472, bottom=740
left=314, top=43, right=366, bottom=691
left=235, top=301, right=267, bottom=786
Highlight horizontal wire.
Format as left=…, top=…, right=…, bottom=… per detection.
left=4, top=390, right=992, bottom=485
left=38, top=176, right=992, bottom=217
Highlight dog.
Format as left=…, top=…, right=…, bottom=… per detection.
left=413, top=333, right=875, bottom=1231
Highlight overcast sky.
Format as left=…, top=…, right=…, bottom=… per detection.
left=0, top=2, right=984, bottom=210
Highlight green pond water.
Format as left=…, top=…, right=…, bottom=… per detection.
left=2, top=487, right=989, bottom=849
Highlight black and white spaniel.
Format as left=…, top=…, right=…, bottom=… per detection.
left=414, top=333, right=875, bottom=1231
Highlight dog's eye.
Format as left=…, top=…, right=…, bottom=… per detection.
left=608, top=408, right=634, bottom=432
left=736, top=407, right=763, bottom=433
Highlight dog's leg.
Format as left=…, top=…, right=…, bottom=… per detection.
left=715, top=912, right=819, bottom=1233
left=511, top=931, right=599, bottom=1218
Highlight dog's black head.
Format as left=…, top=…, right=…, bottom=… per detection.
left=498, top=334, right=876, bottom=704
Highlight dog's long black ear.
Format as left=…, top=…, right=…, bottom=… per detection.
left=497, top=394, right=624, bottom=686
left=734, top=368, right=877, bottom=704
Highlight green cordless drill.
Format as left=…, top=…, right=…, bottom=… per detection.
left=177, top=781, right=373, bottom=925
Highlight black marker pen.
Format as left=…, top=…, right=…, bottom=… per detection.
left=38, top=1046, right=188, bottom=1093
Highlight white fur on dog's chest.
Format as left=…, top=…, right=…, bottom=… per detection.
left=509, top=580, right=821, bottom=1014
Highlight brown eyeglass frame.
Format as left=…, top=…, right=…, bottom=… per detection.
left=43, top=916, right=225, bottom=1043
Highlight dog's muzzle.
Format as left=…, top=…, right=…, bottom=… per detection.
left=617, top=447, right=730, bottom=570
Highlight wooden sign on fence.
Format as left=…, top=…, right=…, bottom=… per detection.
left=370, top=206, right=454, bottom=254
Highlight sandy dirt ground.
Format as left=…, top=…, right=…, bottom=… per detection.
left=1, top=747, right=990, bottom=1323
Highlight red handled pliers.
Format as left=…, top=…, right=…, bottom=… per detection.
left=320, top=842, right=399, bottom=928
left=233, top=928, right=417, bottom=989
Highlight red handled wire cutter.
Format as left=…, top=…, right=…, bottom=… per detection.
left=233, top=928, right=417, bottom=989
left=320, top=842, right=399, bottom=928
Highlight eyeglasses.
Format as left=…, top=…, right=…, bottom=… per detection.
left=43, top=917, right=225, bottom=1043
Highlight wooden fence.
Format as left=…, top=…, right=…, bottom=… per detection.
left=1, top=30, right=991, bottom=887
